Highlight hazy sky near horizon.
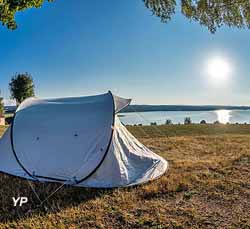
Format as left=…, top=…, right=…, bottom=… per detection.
left=1, top=0, right=250, bottom=105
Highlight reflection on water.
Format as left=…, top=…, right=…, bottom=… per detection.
left=119, top=109, right=250, bottom=125
left=215, top=110, right=231, bottom=124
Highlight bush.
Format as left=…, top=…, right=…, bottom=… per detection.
left=184, top=117, right=192, bottom=125
left=200, top=120, right=206, bottom=124
left=214, top=120, right=220, bottom=124
left=150, top=122, right=157, bottom=126
left=165, top=119, right=172, bottom=125
left=5, top=116, right=13, bottom=125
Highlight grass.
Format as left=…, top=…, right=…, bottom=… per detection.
left=0, top=124, right=250, bottom=228
left=127, top=123, right=250, bottom=137
left=3, top=113, right=13, bottom=119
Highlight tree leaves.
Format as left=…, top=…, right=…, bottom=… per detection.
left=0, top=98, right=3, bottom=115
left=0, top=0, right=53, bottom=29
left=145, top=0, right=250, bottom=33
left=1, top=0, right=250, bottom=32
left=143, top=0, right=176, bottom=22
left=9, top=73, right=35, bottom=105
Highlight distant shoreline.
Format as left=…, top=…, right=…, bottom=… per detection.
left=121, top=105, right=250, bottom=113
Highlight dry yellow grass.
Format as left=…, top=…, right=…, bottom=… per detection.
left=0, top=125, right=249, bottom=228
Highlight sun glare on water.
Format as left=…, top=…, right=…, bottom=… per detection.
left=215, top=110, right=231, bottom=124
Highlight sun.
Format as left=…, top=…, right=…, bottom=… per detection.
left=206, top=57, right=231, bottom=83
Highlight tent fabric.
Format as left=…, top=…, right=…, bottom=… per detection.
left=0, top=92, right=168, bottom=187
left=112, top=94, right=132, bottom=113
left=79, top=117, right=168, bottom=187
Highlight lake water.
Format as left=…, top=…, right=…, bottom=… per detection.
left=119, top=110, right=250, bottom=125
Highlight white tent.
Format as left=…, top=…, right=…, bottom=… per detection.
left=0, top=92, right=168, bottom=188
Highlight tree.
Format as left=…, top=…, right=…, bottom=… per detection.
left=0, top=91, right=4, bottom=115
left=184, top=117, right=192, bottom=124
left=200, top=120, right=207, bottom=124
left=9, top=73, right=35, bottom=105
left=165, top=119, right=172, bottom=125
left=1, top=1, right=250, bottom=32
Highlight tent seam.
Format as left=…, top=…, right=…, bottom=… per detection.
left=75, top=91, right=116, bottom=184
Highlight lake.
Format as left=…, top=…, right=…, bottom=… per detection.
left=119, top=110, right=250, bottom=125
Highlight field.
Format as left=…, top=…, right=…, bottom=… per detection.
left=0, top=124, right=250, bottom=228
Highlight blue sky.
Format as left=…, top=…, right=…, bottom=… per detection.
left=0, top=0, right=250, bottom=105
